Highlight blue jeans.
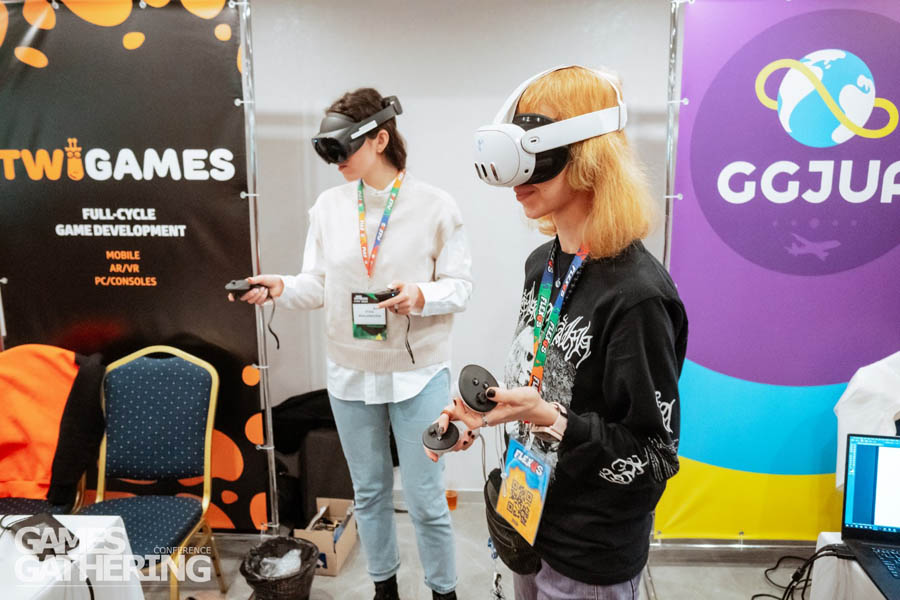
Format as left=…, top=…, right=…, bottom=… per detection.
left=329, top=370, right=457, bottom=594
left=515, top=559, right=642, bottom=600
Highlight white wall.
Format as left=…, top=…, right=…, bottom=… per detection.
left=250, top=0, right=671, bottom=491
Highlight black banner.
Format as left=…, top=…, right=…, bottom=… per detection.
left=0, top=1, right=267, bottom=532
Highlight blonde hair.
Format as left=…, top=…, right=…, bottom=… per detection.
left=518, top=66, right=656, bottom=259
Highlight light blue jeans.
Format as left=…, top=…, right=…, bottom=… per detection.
left=329, top=370, right=457, bottom=595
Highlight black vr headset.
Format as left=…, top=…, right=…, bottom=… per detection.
left=312, top=96, right=403, bottom=164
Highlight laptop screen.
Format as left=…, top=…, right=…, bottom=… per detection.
left=843, top=434, right=900, bottom=535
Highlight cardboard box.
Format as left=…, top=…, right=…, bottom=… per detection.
left=293, top=497, right=357, bottom=577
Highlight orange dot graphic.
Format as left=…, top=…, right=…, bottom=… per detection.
left=24, top=0, right=56, bottom=31
left=178, top=494, right=236, bottom=529
left=237, top=45, right=242, bottom=74
left=61, top=0, right=132, bottom=27
left=221, top=490, right=238, bottom=505
left=245, top=412, right=264, bottom=445
left=211, top=429, right=244, bottom=481
left=15, top=47, right=48, bottom=68
left=178, top=428, right=244, bottom=486
left=214, top=23, right=231, bottom=41
left=144, top=0, right=170, bottom=7
left=242, top=364, right=260, bottom=386
left=0, top=3, right=8, bottom=49
left=250, top=492, right=268, bottom=530
left=182, top=0, right=225, bottom=20
left=122, top=32, right=145, bottom=50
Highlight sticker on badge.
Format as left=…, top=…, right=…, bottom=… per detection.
left=351, top=292, right=388, bottom=340
left=496, top=438, right=551, bottom=545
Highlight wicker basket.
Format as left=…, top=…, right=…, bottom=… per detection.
left=240, top=537, right=319, bottom=600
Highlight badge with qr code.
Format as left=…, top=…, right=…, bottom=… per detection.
left=496, top=438, right=551, bottom=545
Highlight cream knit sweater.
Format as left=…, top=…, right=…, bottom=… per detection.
left=278, top=174, right=466, bottom=372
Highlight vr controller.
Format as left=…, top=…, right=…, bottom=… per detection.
left=422, top=364, right=499, bottom=455
left=458, top=364, right=499, bottom=413
left=371, top=288, right=399, bottom=302
left=225, top=279, right=264, bottom=294
left=421, top=421, right=460, bottom=457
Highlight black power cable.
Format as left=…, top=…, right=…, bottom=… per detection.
left=752, top=544, right=855, bottom=600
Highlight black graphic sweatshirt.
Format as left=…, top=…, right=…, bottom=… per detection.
left=503, top=239, right=688, bottom=585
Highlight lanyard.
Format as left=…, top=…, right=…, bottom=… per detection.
left=357, top=170, right=406, bottom=279
left=530, top=240, right=588, bottom=393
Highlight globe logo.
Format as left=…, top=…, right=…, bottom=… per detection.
left=755, top=49, right=898, bottom=147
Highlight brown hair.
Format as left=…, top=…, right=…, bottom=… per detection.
left=327, top=88, right=407, bottom=171
left=518, top=67, right=657, bottom=259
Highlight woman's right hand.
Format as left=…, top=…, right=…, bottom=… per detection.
left=227, top=275, right=284, bottom=305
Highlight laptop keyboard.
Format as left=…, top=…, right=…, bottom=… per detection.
left=873, top=546, right=900, bottom=578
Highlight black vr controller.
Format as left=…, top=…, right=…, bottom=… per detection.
left=225, top=279, right=264, bottom=294
left=458, top=364, right=498, bottom=413
left=371, top=288, right=399, bottom=302
left=422, top=421, right=460, bottom=456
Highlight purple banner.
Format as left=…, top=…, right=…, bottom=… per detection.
left=672, top=0, right=900, bottom=387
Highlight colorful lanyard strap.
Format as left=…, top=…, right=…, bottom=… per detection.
left=357, top=170, right=406, bottom=279
left=530, top=239, right=589, bottom=393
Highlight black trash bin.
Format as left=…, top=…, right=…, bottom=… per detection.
left=240, top=537, right=318, bottom=600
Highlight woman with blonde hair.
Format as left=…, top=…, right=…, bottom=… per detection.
left=430, top=66, right=688, bottom=599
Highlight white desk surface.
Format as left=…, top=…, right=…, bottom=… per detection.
left=810, top=531, right=884, bottom=600
left=0, top=514, right=145, bottom=600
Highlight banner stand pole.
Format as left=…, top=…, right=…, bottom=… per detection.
left=663, top=0, right=690, bottom=270
left=236, top=0, right=280, bottom=535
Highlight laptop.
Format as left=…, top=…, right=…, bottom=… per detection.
left=842, top=433, right=900, bottom=600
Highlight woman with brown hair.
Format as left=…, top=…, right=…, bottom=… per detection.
left=430, top=66, right=688, bottom=599
left=234, top=88, right=470, bottom=600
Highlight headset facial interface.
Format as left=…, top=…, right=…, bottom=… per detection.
left=473, top=66, right=627, bottom=187
left=312, top=96, right=403, bottom=164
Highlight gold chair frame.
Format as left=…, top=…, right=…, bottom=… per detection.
left=94, top=345, right=227, bottom=599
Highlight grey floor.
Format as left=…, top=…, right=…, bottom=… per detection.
left=143, top=501, right=813, bottom=600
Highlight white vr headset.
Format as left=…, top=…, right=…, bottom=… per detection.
left=473, top=65, right=627, bottom=187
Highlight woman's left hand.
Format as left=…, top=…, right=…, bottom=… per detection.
left=378, top=281, right=424, bottom=315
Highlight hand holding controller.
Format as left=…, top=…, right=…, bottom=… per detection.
left=225, top=276, right=282, bottom=350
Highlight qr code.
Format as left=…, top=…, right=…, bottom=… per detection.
left=506, top=478, right=532, bottom=523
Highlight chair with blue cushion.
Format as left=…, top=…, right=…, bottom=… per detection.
left=78, top=345, right=226, bottom=599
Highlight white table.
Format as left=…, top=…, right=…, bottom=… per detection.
left=810, top=531, right=884, bottom=600
left=0, top=514, right=145, bottom=600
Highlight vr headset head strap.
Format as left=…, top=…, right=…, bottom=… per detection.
left=348, top=95, right=403, bottom=140
left=493, top=64, right=626, bottom=136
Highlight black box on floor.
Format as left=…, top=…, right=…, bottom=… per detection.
left=298, top=427, right=355, bottom=523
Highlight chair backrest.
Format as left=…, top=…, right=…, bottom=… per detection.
left=99, top=345, right=218, bottom=488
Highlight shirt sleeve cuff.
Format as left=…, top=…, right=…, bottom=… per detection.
left=413, top=281, right=440, bottom=316
left=559, top=410, right=590, bottom=453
